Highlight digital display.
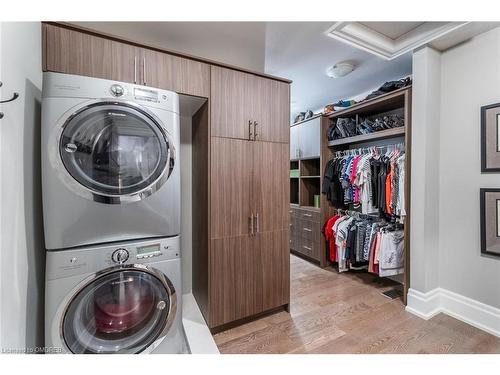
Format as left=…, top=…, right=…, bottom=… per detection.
left=134, top=88, right=159, bottom=102
left=137, top=244, right=160, bottom=255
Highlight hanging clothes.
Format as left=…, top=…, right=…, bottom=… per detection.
left=322, top=144, right=406, bottom=222
left=322, top=210, right=404, bottom=276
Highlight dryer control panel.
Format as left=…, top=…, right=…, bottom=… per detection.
left=46, top=236, right=181, bottom=280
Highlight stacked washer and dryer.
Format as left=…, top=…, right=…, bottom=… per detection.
left=41, top=72, right=184, bottom=354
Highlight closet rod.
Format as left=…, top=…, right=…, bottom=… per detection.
left=334, top=142, right=405, bottom=157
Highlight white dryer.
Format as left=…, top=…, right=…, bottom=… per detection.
left=45, top=236, right=183, bottom=354
left=42, top=72, right=180, bottom=250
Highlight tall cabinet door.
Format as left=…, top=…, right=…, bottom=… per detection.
left=210, top=137, right=253, bottom=239
left=258, top=230, right=290, bottom=311
left=211, top=66, right=253, bottom=140
left=43, top=24, right=140, bottom=84
left=209, top=236, right=262, bottom=327
left=252, top=141, right=290, bottom=233
left=253, top=77, right=290, bottom=144
left=140, top=48, right=210, bottom=97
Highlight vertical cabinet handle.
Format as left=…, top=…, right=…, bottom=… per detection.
left=248, top=120, right=253, bottom=141
left=134, top=56, right=137, bottom=84
left=255, top=212, right=259, bottom=233
left=143, top=57, right=147, bottom=85
left=249, top=214, right=254, bottom=236
left=253, top=121, right=258, bottom=141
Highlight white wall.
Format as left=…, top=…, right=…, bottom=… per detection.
left=438, top=28, right=500, bottom=309
left=408, top=28, right=500, bottom=335
left=0, top=22, right=44, bottom=351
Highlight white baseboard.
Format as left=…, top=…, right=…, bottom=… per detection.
left=406, top=288, right=500, bottom=338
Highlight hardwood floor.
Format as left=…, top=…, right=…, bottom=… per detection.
left=214, top=255, right=500, bottom=354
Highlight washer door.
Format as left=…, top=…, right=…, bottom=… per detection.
left=59, top=101, right=174, bottom=204
left=62, top=265, right=176, bottom=354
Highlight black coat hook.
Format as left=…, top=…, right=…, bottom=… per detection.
left=0, top=81, right=20, bottom=104
left=0, top=92, right=19, bottom=104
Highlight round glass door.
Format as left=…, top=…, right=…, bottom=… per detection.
left=62, top=267, right=176, bottom=354
left=59, top=102, right=172, bottom=199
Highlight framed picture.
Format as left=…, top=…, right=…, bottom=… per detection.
left=480, top=188, right=500, bottom=257
left=481, top=102, right=500, bottom=172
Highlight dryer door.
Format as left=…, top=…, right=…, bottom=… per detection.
left=61, top=265, right=177, bottom=354
left=59, top=101, right=174, bottom=204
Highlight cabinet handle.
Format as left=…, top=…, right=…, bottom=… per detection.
left=303, top=213, right=312, bottom=218
left=143, top=57, right=146, bottom=85
left=303, top=228, right=312, bottom=232
left=134, top=56, right=137, bottom=84
left=249, top=214, right=254, bottom=236
left=248, top=120, right=253, bottom=141
left=255, top=212, right=259, bottom=233
left=253, top=121, right=258, bottom=141
left=303, top=246, right=312, bottom=250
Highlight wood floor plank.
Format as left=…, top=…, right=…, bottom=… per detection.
left=214, top=255, right=500, bottom=354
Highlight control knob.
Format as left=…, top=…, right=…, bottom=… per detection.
left=111, top=248, right=129, bottom=264
left=110, top=84, right=125, bottom=97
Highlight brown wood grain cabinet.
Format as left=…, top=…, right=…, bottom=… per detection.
left=44, top=23, right=141, bottom=84
left=43, top=23, right=210, bottom=97
left=259, top=229, right=290, bottom=311
left=210, top=137, right=253, bottom=239
left=141, top=48, right=210, bottom=97
left=211, top=66, right=290, bottom=143
left=205, top=138, right=290, bottom=329
left=253, top=141, right=289, bottom=233
left=209, top=235, right=263, bottom=327
left=210, top=66, right=253, bottom=140
left=254, top=77, right=290, bottom=143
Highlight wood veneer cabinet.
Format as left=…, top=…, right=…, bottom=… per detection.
left=43, top=23, right=210, bottom=97
left=44, top=23, right=141, bottom=84
left=207, top=138, right=290, bottom=329
left=141, top=48, right=210, bottom=97
left=211, top=66, right=290, bottom=143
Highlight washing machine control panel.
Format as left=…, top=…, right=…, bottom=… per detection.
left=136, top=243, right=163, bottom=259
left=111, top=248, right=129, bottom=264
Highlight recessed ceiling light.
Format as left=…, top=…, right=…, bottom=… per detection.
left=326, top=62, right=355, bottom=78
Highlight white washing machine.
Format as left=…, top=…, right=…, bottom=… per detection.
left=45, top=236, right=183, bottom=354
left=42, top=72, right=180, bottom=250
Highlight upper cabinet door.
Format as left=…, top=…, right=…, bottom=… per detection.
left=252, top=141, right=289, bottom=233
left=210, top=137, right=253, bottom=239
left=211, top=66, right=253, bottom=140
left=298, top=116, right=321, bottom=159
left=253, top=77, right=290, bottom=144
left=43, top=24, right=140, bottom=84
left=290, top=125, right=300, bottom=160
left=141, top=48, right=210, bottom=97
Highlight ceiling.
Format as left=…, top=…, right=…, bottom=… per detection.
left=264, top=22, right=412, bottom=117
left=72, top=21, right=500, bottom=120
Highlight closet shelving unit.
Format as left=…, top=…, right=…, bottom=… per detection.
left=319, top=86, right=412, bottom=303
left=290, top=159, right=321, bottom=207
left=290, top=115, right=323, bottom=263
